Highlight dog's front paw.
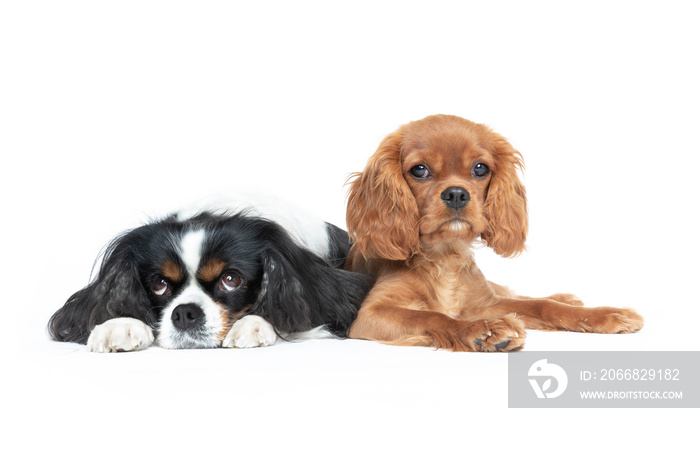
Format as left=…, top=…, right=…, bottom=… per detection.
left=471, top=314, right=526, bottom=352
left=222, top=315, right=278, bottom=348
left=580, top=308, right=644, bottom=334
left=87, top=318, right=155, bottom=353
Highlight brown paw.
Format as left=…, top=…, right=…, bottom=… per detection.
left=548, top=293, right=584, bottom=306
left=579, top=308, right=644, bottom=334
left=471, top=314, right=526, bottom=352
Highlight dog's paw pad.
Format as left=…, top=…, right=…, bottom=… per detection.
left=474, top=315, right=526, bottom=352
left=494, top=339, right=510, bottom=349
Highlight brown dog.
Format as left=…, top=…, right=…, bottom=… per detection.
left=345, top=114, right=643, bottom=351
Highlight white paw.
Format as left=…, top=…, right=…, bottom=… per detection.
left=222, top=315, right=278, bottom=348
left=87, top=318, right=155, bottom=353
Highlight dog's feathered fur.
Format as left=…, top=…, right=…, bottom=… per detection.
left=345, top=114, right=643, bottom=351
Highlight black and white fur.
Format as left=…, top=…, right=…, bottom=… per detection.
left=48, top=203, right=372, bottom=352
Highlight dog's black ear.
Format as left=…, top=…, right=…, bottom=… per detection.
left=250, top=230, right=372, bottom=337
left=48, top=231, right=155, bottom=344
left=324, top=222, right=353, bottom=268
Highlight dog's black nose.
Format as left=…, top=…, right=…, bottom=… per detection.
left=441, top=186, right=470, bottom=210
left=171, top=304, right=204, bottom=331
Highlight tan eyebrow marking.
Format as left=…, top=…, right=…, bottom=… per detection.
left=161, top=260, right=184, bottom=282
left=199, top=258, right=227, bottom=283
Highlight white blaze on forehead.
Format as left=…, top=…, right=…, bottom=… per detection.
left=180, top=229, right=206, bottom=277
left=157, top=229, right=226, bottom=349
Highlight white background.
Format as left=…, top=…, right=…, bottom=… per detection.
left=2, top=1, right=698, bottom=464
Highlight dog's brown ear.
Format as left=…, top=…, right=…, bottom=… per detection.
left=481, top=131, right=528, bottom=257
left=346, top=130, right=420, bottom=261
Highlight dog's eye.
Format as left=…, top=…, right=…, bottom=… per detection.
left=472, top=163, right=490, bottom=178
left=410, top=165, right=431, bottom=179
left=153, top=278, right=170, bottom=297
left=218, top=272, right=242, bottom=293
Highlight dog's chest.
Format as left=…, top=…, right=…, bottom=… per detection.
left=418, top=245, right=492, bottom=318
left=433, top=267, right=467, bottom=318
left=425, top=255, right=485, bottom=318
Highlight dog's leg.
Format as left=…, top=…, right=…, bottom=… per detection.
left=348, top=305, right=525, bottom=352
left=544, top=293, right=584, bottom=306
left=490, top=281, right=585, bottom=307
left=490, top=298, right=643, bottom=334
